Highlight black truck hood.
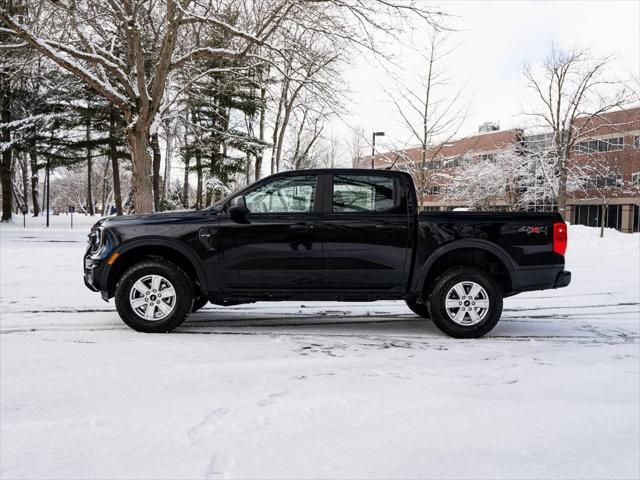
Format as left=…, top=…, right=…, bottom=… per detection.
left=96, top=208, right=221, bottom=228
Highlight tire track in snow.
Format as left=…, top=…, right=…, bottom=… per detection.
left=2, top=300, right=637, bottom=315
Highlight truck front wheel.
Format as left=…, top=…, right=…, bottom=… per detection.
left=114, top=259, right=194, bottom=333
left=428, top=267, right=503, bottom=338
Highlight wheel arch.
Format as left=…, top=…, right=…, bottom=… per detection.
left=101, top=238, right=208, bottom=298
left=418, top=240, right=515, bottom=301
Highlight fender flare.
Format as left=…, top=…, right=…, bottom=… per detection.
left=417, top=239, right=516, bottom=295
left=100, top=237, right=208, bottom=294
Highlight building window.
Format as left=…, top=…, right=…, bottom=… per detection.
left=632, top=172, right=640, bottom=187
left=479, top=153, right=496, bottom=162
left=604, top=137, right=624, bottom=150
left=580, top=176, right=622, bottom=189
left=425, top=161, right=441, bottom=170
left=443, top=156, right=461, bottom=168
left=575, top=136, right=624, bottom=154
left=635, top=136, right=639, bottom=149
left=427, top=185, right=441, bottom=195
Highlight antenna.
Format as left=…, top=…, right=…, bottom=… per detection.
left=386, top=154, right=401, bottom=170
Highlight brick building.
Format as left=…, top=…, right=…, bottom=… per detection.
left=358, top=107, right=640, bottom=232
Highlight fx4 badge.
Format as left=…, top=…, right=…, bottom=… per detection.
left=519, top=225, right=549, bottom=235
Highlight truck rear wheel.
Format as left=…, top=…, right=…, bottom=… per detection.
left=428, top=267, right=503, bottom=338
left=405, top=298, right=430, bottom=318
left=114, top=259, right=194, bottom=333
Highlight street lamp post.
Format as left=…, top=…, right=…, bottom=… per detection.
left=371, top=131, right=385, bottom=169
left=46, top=157, right=50, bottom=228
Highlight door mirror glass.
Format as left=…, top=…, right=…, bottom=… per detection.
left=228, top=196, right=249, bottom=222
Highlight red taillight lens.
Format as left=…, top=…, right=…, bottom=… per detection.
left=553, top=222, right=568, bottom=256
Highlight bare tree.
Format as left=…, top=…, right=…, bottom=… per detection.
left=268, top=28, right=342, bottom=174
left=384, top=31, right=467, bottom=207
left=523, top=44, right=631, bottom=219
left=284, top=101, right=326, bottom=170
left=347, top=127, right=367, bottom=167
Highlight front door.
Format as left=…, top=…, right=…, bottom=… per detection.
left=322, top=172, right=410, bottom=290
left=218, top=174, right=323, bottom=290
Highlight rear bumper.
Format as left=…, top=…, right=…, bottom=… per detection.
left=510, top=266, right=571, bottom=293
left=554, top=270, right=571, bottom=288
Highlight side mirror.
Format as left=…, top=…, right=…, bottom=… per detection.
left=228, top=196, right=249, bottom=222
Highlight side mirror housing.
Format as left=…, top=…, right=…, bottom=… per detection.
left=228, top=196, right=249, bottom=222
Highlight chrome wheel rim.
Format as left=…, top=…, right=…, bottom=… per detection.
left=129, top=274, right=177, bottom=321
left=445, top=281, right=489, bottom=326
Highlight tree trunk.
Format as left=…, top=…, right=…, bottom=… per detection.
left=195, top=153, right=202, bottom=209
left=255, top=85, right=266, bottom=180
left=12, top=176, right=24, bottom=212
left=86, top=118, right=95, bottom=215
left=126, top=128, right=155, bottom=214
left=0, top=65, right=12, bottom=221
left=109, top=106, right=123, bottom=215
left=557, top=159, right=567, bottom=218
left=245, top=151, right=251, bottom=185
left=151, top=132, right=161, bottom=211
left=101, top=157, right=110, bottom=215
left=20, top=153, right=28, bottom=211
left=29, top=151, right=40, bottom=216
left=182, top=156, right=189, bottom=208
left=270, top=81, right=287, bottom=174
left=182, top=104, right=190, bottom=208
left=275, top=102, right=294, bottom=173
left=600, top=202, right=606, bottom=238
left=205, top=151, right=214, bottom=207
left=41, top=172, right=46, bottom=215
left=163, top=120, right=172, bottom=201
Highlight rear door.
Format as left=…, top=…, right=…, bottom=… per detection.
left=322, top=172, right=410, bottom=290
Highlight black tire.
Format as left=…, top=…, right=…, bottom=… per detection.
left=428, top=267, right=503, bottom=338
left=114, top=259, right=194, bottom=333
left=191, top=296, right=209, bottom=313
left=405, top=298, right=430, bottom=318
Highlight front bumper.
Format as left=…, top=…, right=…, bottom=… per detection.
left=84, top=256, right=106, bottom=288
left=83, top=226, right=119, bottom=299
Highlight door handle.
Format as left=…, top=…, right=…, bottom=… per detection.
left=290, top=223, right=316, bottom=230
left=375, top=224, right=400, bottom=229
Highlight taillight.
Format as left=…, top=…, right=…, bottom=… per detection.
left=553, top=222, right=567, bottom=256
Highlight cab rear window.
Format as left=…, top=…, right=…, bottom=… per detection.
left=332, top=174, right=395, bottom=213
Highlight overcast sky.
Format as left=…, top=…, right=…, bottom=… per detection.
left=341, top=0, right=640, bottom=155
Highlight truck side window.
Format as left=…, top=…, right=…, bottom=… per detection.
left=244, top=175, right=316, bottom=213
left=333, top=174, right=395, bottom=213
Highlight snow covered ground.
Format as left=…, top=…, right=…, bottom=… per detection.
left=1, top=214, right=639, bottom=479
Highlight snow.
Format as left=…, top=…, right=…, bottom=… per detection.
left=1, top=217, right=639, bottom=479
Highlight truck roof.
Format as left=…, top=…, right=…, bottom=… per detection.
left=267, top=168, right=408, bottom=176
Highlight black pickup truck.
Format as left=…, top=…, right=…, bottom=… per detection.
left=84, top=169, right=571, bottom=338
